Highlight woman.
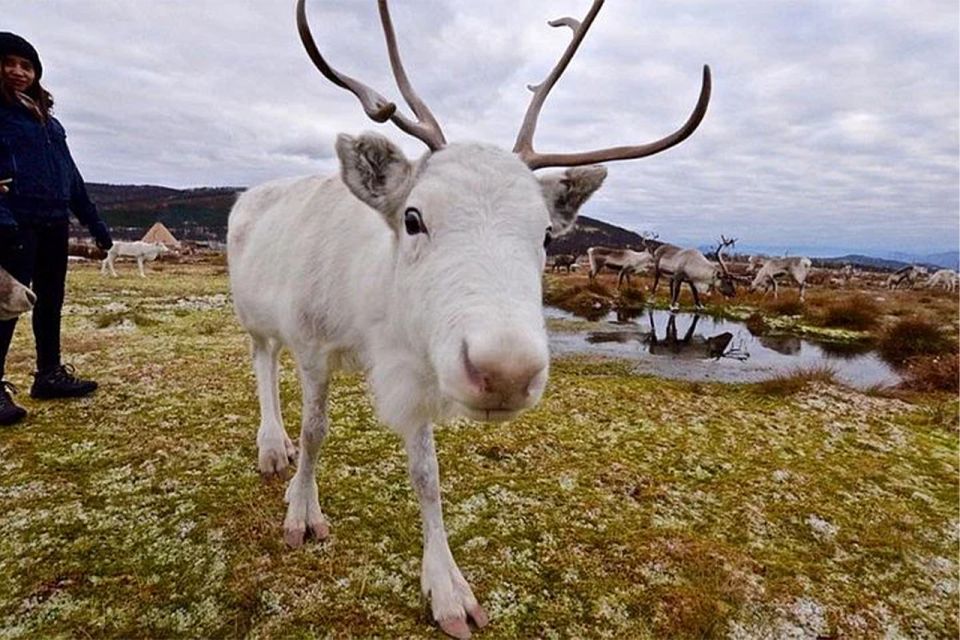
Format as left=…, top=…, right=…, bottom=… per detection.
left=0, top=32, right=113, bottom=426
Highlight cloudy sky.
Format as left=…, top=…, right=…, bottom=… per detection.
left=4, top=1, right=958, bottom=256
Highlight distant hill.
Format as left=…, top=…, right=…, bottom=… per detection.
left=547, top=215, right=646, bottom=257
left=811, top=254, right=955, bottom=273
left=79, top=183, right=957, bottom=273
left=883, top=251, right=960, bottom=270
left=84, top=183, right=242, bottom=242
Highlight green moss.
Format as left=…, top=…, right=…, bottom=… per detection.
left=0, top=264, right=956, bottom=639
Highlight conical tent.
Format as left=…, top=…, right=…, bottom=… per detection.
left=141, top=222, right=180, bottom=248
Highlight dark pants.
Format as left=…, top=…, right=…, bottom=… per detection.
left=0, top=220, right=69, bottom=380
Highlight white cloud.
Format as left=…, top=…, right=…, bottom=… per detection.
left=2, top=0, right=957, bottom=253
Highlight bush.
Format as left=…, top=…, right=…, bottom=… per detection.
left=544, top=280, right=614, bottom=320
left=819, top=295, right=881, bottom=331
left=879, top=317, right=955, bottom=364
left=745, top=312, right=769, bottom=336
left=617, top=286, right=646, bottom=307
left=899, top=354, right=960, bottom=393
left=763, top=298, right=805, bottom=316
left=751, top=367, right=837, bottom=396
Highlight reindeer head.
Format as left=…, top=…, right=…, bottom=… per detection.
left=0, top=265, right=35, bottom=320
left=298, top=0, right=711, bottom=421
left=713, top=235, right=738, bottom=297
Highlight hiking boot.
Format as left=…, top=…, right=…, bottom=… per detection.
left=0, top=381, right=27, bottom=425
left=30, top=364, right=98, bottom=399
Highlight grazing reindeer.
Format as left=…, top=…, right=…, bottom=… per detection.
left=750, top=255, right=812, bottom=300
left=0, top=265, right=36, bottom=320
left=587, top=246, right=653, bottom=287
left=650, top=241, right=682, bottom=294
left=654, top=236, right=736, bottom=311
left=925, top=268, right=958, bottom=292
left=885, top=264, right=927, bottom=289
left=228, top=1, right=711, bottom=637
left=550, top=253, right=578, bottom=272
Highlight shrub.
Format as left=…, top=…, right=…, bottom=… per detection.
left=819, top=295, right=881, bottom=331
left=899, top=354, right=960, bottom=393
left=763, top=298, right=805, bottom=316
left=544, top=281, right=613, bottom=320
left=751, top=367, right=836, bottom=396
left=745, top=312, right=769, bottom=336
left=879, top=317, right=955, bottom=365
left=618, top=286, right=646, bottom=306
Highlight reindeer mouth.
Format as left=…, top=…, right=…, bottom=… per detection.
left=453, top=402, right=523, bottom=423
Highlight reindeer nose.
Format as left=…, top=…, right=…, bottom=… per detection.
left=25, top=289, right=37, bottom=306
left=461, top=334, right=548, bottom=406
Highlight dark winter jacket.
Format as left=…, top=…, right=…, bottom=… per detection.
left=0, top=100, right=105, bottom=232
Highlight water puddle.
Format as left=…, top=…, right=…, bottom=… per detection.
left=546, top=306, right=901, bottom=389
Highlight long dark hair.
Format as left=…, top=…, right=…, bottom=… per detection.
left=0, top=73, right=54, bottom=121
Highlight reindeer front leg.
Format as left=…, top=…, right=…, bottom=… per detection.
left=405, top=424, right=488, bottom=639
left=688, top=280, right=704, bottom=310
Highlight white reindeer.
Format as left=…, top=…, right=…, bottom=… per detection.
left=750, top=256, right=812, bottom=301
left=586, top=246, right=653, bottom=287
left=0, top=265, right=35, bottom=320
left=101, top=241, right=170, bottom=278
left=925, top=268, right=958, bottom=292
left=652, top=236, right=738, bottom=311
left=228, top=1, right=711, bottom=637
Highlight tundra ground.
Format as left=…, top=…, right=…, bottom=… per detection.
left=0, top=263, right=957, bottom=639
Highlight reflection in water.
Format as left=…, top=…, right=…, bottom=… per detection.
left=547, top=306, right=901, bottom=389
left=587, top=312, right=739, bottom=360
left=758, top=334, right=801, bottom=355
left=818, top=339, right=877, bottom=359
left=648, top=313, right=733, bottom=360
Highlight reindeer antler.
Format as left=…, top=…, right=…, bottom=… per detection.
left=714, top=235, right=737, bottom=275
left=513, top=0, right=711, bottom=170
left=296, top=0, right=446, bottom=150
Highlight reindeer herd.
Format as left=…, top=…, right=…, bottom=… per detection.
left=559, top=233, right=957, bottom=308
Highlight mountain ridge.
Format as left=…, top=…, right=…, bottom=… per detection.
left=83, top=183, right=957, bottom=271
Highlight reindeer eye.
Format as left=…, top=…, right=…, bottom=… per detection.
left=404, top=208, right=427, bottom=236
left=543, top=229, right=553, bottom=249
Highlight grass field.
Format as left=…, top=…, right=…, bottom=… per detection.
left=0, top=263, right=957, bottom=638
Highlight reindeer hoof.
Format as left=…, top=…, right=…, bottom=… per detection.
left=467, top=604, right=489, bottom=628
left=258, top=436, right=298, bottom=479
left=258, top=454, right=291, bottom=480
left=438, top=617, right=472, bottom=639
left=283, top=520, right=329, bottom=548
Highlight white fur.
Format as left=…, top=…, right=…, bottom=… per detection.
left=926, top=268, right=958, bottom=292
left=587, top=246, right=652, bottom=287
left=0, top=264, right=35, bottom=320
left=750, top=256, right=812, bottom=300
left=654, top=244, right=731, bottom=310
left=101, top=241, right=170, bottom=278
left=228, top=134, right=605, bottom=629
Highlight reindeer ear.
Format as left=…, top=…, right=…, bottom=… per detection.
left=538, top=165, right=607, bottom=237
left=336, top=132, right=414, bottom=221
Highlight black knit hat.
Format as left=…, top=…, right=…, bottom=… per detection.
left=0, top=32, right=42, bottom=80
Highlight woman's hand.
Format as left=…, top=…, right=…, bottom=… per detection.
left=89, top=220, right=113, bottom=251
